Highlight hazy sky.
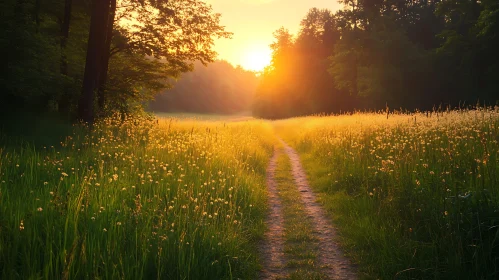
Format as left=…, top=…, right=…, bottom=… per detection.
left=204, top=0, right=342, bottom=71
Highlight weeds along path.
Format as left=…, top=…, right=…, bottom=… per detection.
left=261, top=139, right=357, bottom=280
left=259, top=149, right=288, bottom=279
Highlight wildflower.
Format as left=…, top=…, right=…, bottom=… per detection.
left=19, top=220, right=24, bottom=231
left=37, top=207, right=43, bottom=212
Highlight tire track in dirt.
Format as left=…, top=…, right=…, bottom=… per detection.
left=280, top=139, right=357, bottom=280
left=259, top=148, right=288, bottom=280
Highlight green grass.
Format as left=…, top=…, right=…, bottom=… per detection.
left=4, top=109, right=499, bottom=279
left=0, top=114, right=274, bottom=279
left=273, top=151, right=327, bottom=279
left=275, top=109, right=499, bottom=279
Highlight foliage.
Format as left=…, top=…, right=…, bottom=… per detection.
left=0, top=0, right=67, bottom=111
left=253, top=0, right=499, bottom=119
left=1, top=0, right=231, bottom=122
left=115, top=0, right=231, bottom=68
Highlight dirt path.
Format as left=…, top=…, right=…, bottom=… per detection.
left=260, top=141, right=357, bottom=279
left=259, top=149, right=288, bottom=280
left=280, top=140, right=357, bottom=279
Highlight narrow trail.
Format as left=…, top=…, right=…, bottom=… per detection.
left=280, top=140, right=357, bottom=280
left=259, top=149, right=288, bottom=280
left=260, top=140, right=357, bottom=279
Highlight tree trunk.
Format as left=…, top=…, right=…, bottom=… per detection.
left=97, top=0, right=117, bottom=113
left=59, top=0, right=73, bottom=116
left=78, top=0, right=111, bottom=123
left=34, top=0, right=40, bottom=31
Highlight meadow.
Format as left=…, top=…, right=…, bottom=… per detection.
left=2, top=109, right=499, bottom=279
left=275, top=108, right=499, bottom=279
left=0, top=114, right=274, bottom=279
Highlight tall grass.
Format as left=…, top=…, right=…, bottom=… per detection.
left=275, top=109, right=499, bottom=279
left=0, top=114, right=274, bottom=279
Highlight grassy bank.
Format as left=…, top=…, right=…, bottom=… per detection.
left=0, top=114, right=274, bottom=279
left=275, top=109, right=499, bottom=279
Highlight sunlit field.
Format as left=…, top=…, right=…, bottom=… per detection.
left=275, top=108, right=499, bottom=279
left=2, top=109, right=499, bottom=279
left=0, top=115, right=274, bottom=279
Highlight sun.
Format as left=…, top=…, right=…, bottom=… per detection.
left=241, top=47, right=272, bottom=72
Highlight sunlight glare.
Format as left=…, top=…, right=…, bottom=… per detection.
left=241, top=48, right=272, bottom=72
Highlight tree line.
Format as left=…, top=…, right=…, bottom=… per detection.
left=253, top=0, right=499, bottom=119
left=1, top=0, right=230, bottom=123
left=149, top=60, right=258, bottom=114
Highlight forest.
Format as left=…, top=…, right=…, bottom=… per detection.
left=148, top=60, right=258, bottom=114
left=1, top=0, right=497, bottom=121
left=254, top=0, right=499, bottom=118
left=0, top=0, right=230, bottom=124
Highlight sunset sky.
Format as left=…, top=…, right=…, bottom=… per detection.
left=205, top=0, right=342, bottom=72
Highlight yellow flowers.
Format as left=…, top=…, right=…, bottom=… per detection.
left=0, top=113, right=277, bottom=279
left=276, top=108, right=499, bottom=225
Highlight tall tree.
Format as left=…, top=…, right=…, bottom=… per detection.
left=97, top=0, right=116, bottom=112
left=78, top=0, right=231, bottom=122
left=78, top=0, right=112, bottom=123
left=58, top=0, right=73, bottom=115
